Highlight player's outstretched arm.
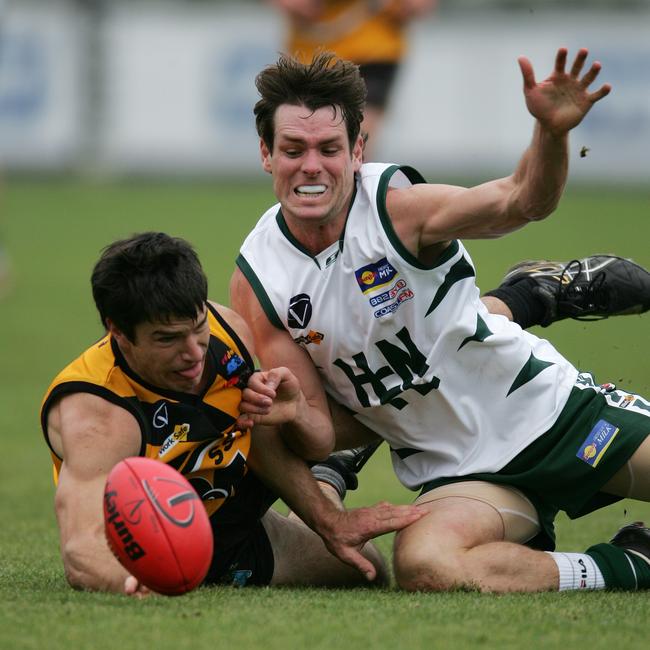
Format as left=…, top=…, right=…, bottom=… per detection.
left=47, top=392, right=150, bottom=596
left=386, top=48, right=612, bottom=251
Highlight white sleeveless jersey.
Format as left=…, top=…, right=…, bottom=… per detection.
left=238, top=163, right=578, bottom=489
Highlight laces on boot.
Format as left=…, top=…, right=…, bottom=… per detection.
left=557, top=259, right=610, bottom=320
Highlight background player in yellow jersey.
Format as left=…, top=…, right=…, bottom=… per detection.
left=269, top=0, right=438, bottom=159
left=40, top=232, right=424, bottom=596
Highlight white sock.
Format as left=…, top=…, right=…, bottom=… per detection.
left=546, top=552, right=606, bottom=591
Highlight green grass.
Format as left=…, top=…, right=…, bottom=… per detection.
left=1, top=178, right=649, bottom=649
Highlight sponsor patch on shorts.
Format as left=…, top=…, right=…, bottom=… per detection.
left=576, top=419, right=620, bottom=467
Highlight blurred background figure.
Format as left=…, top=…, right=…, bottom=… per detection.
left=268, top=0, right=438, bottom=160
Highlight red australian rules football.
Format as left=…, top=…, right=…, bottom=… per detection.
left=103, top=456, right=213, bottom=595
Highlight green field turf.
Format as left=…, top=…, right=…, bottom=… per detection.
left=1, top=178, right=649, bottom=649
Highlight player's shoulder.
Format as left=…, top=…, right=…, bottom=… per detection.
left=207, top=301, right=254, bottom=352
left=207, top=300, right=238, bottom=325
left=45, top=333, right=116, bottom=394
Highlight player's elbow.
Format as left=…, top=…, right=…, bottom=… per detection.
left=523, top=198, right=559, bottom=222
left=61, top=538, right=108, bottom=592
left=61, top=545, right=95, bottom=591
left=508, top=188, right=560, bottom=225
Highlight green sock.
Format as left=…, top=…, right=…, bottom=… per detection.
left=586, top=543, right=650, bottom=590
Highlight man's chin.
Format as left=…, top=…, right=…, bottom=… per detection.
left=168, top=375, right=201, bottom=393
left=287, top=202, right=331, bottom=221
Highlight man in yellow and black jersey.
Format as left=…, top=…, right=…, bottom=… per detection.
left=40, top=232, right=423, bottom=596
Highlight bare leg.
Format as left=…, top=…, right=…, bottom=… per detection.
left=603, top=436, right=650, bottom=499
left=264, top=483, right=389, bottom=587
left=393, top=484, right=558, bottom=593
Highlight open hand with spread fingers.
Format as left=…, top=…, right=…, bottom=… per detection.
left=518, top=47, right=611, bottom=136
left=319, top=501, right=427, bottom=581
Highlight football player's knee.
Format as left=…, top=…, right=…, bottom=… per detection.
left=393, top=546, right=460, bottom=592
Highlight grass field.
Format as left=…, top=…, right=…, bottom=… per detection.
left=1, top=178, right=649, bottom=649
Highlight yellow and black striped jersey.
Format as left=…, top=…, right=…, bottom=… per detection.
left=40, top=303, right=254, bottom=519
left=287, top=0, right=407, bottom=65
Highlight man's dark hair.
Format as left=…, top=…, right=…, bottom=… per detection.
left=254, top=52, right=367, bottom=152
left=91, top=232, right=208, bottom=342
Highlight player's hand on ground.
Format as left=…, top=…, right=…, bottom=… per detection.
left=237, top=367, right=302, bottom=429
left=518, top=47, right=611, bottom=135
left=123, top=575, right=153, bottom=599
left=321, top=502, right=426, bottom=581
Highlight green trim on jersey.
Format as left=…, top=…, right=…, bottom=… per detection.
left=275, top=186, right=358, bottom=268
left=376, top=164, right=459, bottom=270
left=458, top=313, right=494, bottom=350
left=236, top=254, right=284, bottom=330
left=507, top=352, right=556, bottom=396
left=276, top=209, right=321, bottom=268
left=425, top=255, right=475, bottom=317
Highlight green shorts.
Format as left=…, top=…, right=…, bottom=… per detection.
left=419, top=373, right=650, bottom=550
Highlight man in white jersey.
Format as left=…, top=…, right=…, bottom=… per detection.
left=231, top=51, right=650, bottom=593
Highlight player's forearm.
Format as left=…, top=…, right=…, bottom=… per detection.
left=249, top=424, right=339, bottom=531
left=509, top=122, right=568, bottom=222
left=280, top=391, right=335, bottom=461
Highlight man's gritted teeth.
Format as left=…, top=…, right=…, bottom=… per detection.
left=295, top=184, right=327, bottom=197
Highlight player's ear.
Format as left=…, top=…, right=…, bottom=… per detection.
left=106, top=318, right=128, bottom=345
left=352, top=134, right=364, bottom=171
left=260, top=138, right=272, bottom=174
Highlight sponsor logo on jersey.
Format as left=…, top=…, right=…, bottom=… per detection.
left=221, top=349, right=245, bottom=377
left=158, top=423, right=191, bottom=458
left=355, top=258, right=398, bottom=294
left=368, top=279, right=408, bottom=307
left=294, top=330, right=325, bottom=346
left=373, top=288, right=414, bottom=319
left=576, top=419, right=619, bottom=467
left=153, top=401, right=169, bottom=429
left=325, top=251, right=339, bottom=267
left=288, top=293, right=312, bottom=329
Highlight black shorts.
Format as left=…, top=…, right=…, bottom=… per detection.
left=359, top=62, right=399, bottom=108
left=204, top=472, right=278, bottom=587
